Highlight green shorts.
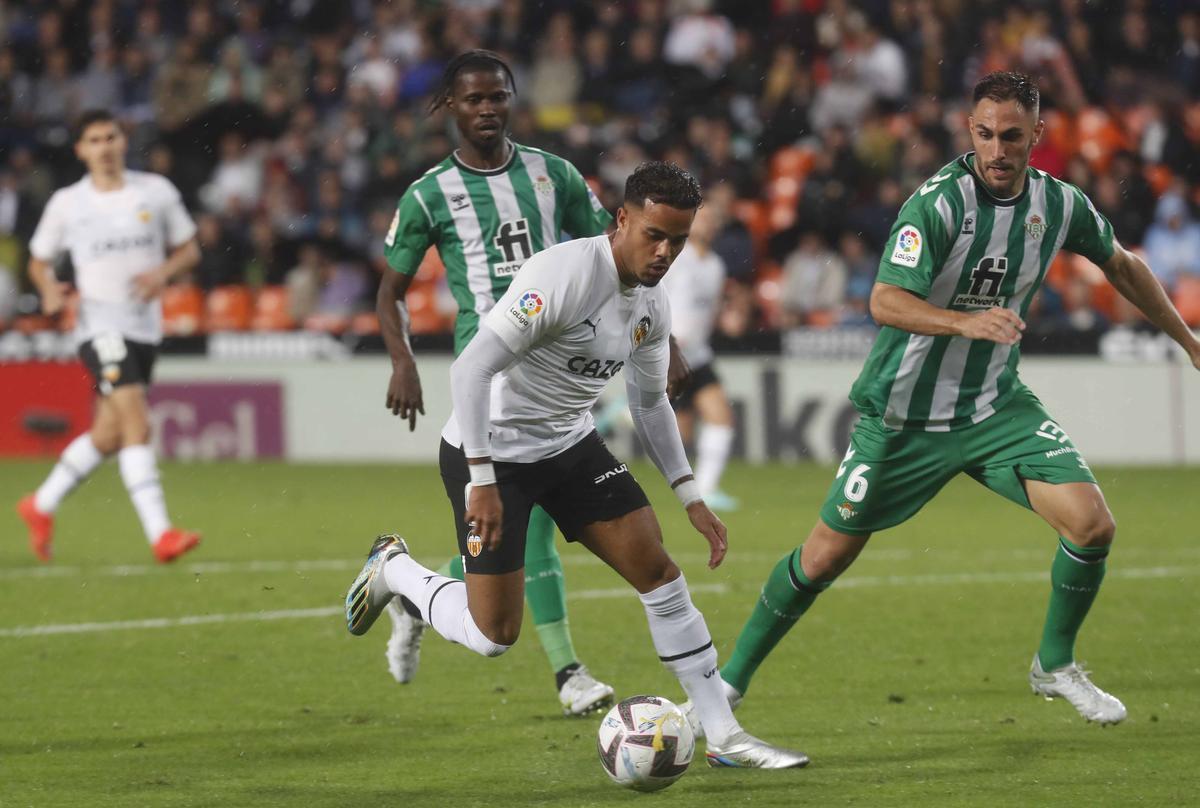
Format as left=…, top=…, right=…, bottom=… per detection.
left=820, top=387, right=1097, bottom=536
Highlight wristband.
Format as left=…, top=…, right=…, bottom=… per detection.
left=673, top=479, right=702, bottom=507
left=468, top=461, right=497, bottom=486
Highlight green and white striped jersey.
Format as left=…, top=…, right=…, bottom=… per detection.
left=384, top=141, right=613, bottom=353
left=850, top=153, right=1116, bottom=432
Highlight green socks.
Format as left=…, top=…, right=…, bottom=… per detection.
left=1037, top=537, right=1109, bottom=671
left=721, top=547, right=831, bottom=696
left=524, top=506, right=578, bottom=673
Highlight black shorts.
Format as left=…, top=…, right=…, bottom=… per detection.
left=78, top=334, right=157, bottom=395
left=672, top=361, right=720, bottom=411
left=439, top=431, right=651, bottom=575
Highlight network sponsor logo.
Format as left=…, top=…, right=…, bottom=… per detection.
left=952, top=293, right=1009, bottom=309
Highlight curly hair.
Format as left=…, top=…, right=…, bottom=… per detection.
left=623, top=161, right=703, bottom=210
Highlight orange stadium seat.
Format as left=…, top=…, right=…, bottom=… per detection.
left=769, top=146, right=814, bottom=183
left=251, top=286, right=295, bottom=331
left=350, top=311, right=381, bottom=335
left=161, top=283, right=205, bottom=336
left=205, top=285, right=253, bottom=331
left=753, top=261, right=784, bottom=330
left=732, top=199, right=770, bottom=258
left=405, top=281, right=448, bottom=334
left=1076, top=107, right=1130, bottom=172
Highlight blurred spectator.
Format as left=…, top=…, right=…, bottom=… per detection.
left=286, top=243, right=369, bottom=326
left=208, top=40, right=264, bottom=104
left=1143, top=192, right=1200, bottom=293
left=705, top=183, right=755, bottom=284
left=199, top=133, right=264, bottom=218
left=780, top=232, right=847, bottom=326
left=153, top=38, right=211, bottom=133
left=839, top=233, right=876, bottom=326
left=192, top=214, right=248, bottom=290
left=663, top=0, right=736, bottom=81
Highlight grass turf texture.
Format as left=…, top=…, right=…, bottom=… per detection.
left=1, top=460, right=1197, bottom=807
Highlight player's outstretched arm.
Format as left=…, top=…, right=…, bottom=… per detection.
left=451, top=326, right=520, bottom=550
left=377, top=270, right=424, bottom=429
left=870, top=282, right=1025, bottom=345
left=1102, top=244, right=1200, bottom=369
left=27, top=256, right=69, bottom=316
left=133, top=238, right=200, bottom=301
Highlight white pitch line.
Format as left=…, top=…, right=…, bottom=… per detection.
left=4, top=545, right=1199, bottom=582
left=1, top=566, right=1194, bottom=640
left=0, top=583, right=729, bottom=639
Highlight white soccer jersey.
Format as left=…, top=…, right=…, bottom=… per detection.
left=442, top=234, right=671, bottom=463
left=660, top=243, right=725, bottom=368
left=29, top=171, right=197, bottom=345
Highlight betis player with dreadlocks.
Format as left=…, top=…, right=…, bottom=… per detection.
left=682, top=71, right=1200, bottom=736
left=375, top=50, right=620, bottom=715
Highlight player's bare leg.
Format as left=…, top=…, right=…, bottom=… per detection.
left=1024, top=480, right=1125, bottom=724
left=108, top=385, right=199, bottom=562
left=17, top=395, right=119, bottom=561
left=577, top=508, right=808, bottom=768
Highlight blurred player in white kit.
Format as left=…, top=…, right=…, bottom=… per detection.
left=17, top=110, right=202, bottom=563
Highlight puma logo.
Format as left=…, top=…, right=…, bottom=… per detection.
left=582, top=317, right=600, bottom=337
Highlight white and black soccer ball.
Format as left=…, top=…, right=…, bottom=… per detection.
left=596, top=695, right=695, bottom=792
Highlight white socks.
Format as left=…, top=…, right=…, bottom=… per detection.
left=695, top=423, right=733, bottom=496
left=118, top=444, right=170, bottom=543
left=639, top=574, right=740, bottom=747
left=384, top=552, right=510, bottom=658
left=35, top=434, right=104, bottom=513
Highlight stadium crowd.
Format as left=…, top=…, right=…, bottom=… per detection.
left=0, top=0, right=1197, bottom=346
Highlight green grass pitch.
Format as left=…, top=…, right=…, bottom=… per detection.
left=2, top=460, right=1197, bottom=807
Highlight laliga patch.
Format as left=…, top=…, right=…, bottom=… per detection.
left=890, top=225, right=923, bottom=266
left=384, top=209, right=400, bottom=247
left=587, top=184, right=604, bottom=213
left=505, top=289, right=545, bottom=331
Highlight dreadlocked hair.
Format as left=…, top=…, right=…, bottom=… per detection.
left=427, top=49, right=516, bottom=115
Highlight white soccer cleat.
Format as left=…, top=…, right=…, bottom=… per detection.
left=1029, top=654, right=1127, bottom=725
left=680, top=677, right=743, bottom=740
left=705, top=729, right=809, bottom=769
left=558, top=665, right=615, bottom=716
left=345, top=534, right=407, bottom=636
left=385, top=600, right=426, bottom=683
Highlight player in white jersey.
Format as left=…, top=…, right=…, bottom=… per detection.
left=344, top=163, right=808, bottom=768
left=661, top=202, right=739, bottom=510
left=17, top=110, right=202, bottom=564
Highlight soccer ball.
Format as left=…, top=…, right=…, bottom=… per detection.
left=596, top=695, right=694, bottom=792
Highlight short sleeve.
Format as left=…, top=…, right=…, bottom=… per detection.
left=875, top=193, right=952, bottom=298
left=159, top=178, right=197, bottom=247
left=384, top=185, right=437, bottom=275
left=1062, top=186, right=1115, bottom=266
left=482, top=249, right=579, bottom=354
left=561, top=162, right=613, bottom=238
left=28, top=191, right=67, bottom=261
left=626, top=297, right=671, bottom=394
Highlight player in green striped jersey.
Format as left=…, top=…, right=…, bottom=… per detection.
left=375, top=51, right=617, bottom=715
left=687, top=72, right=1200, bottom=734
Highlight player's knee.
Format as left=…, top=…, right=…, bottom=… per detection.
left=641, top=559, right=681, bottom=594
left=89, top=427, right=120, bottom=456
left=477, top=616, right=522, bottom=648
left=1070, top=510, right=1116, bottom=548
left=119, top=417, right=151, bottom=447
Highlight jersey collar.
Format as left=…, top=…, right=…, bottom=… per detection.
left=451, top=140, right=517, bottom=176
left=959, top=152, right=1030, bottom=208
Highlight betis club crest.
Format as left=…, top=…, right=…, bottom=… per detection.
left=533, top=175, right=555, bottom=196
left=1025, top=214, right=1046, bottom=240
